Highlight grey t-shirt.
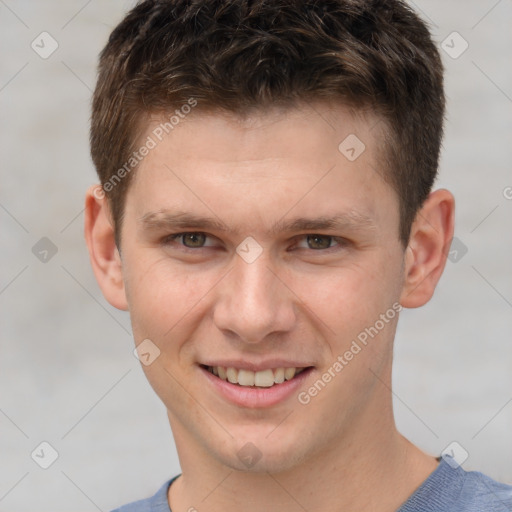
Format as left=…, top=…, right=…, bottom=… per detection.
left=112, top=455, right=512, bottom=511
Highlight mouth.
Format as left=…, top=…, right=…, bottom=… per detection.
left=201, top=365, right=311, bottom=388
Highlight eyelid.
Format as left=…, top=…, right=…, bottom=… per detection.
left=163, top=232, right=217, bottom=248
left=292, top=234, right=347, bottom=251
left=163, top=231, right=348, bottom=252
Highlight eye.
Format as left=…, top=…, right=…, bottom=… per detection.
left=306, top=235, right=333, bottom=250
left=162, top=232, right=347, bottom=253
left=164, top=232, right=213, bottom=248
left=294, top=234, right=346, bottom=251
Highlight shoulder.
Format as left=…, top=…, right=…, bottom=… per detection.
left=110, top=478, right=176, bottom=512
left=111, top=496, right=152, bottom=512
left=399, top=456, right=512, bottom=512
left=457, top=467, right=512, bottom=511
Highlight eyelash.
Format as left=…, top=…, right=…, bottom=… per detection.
left=162, top=232, right=348, bottom=252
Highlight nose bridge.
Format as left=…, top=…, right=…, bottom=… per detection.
left=213, top=252, right=295, bottom=343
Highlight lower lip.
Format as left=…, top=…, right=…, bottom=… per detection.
left=200, top=366, right=314, bottom=408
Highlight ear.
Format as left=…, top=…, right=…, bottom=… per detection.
left=400, top=189, right=455, bottom=308
left=84, top=185, right=128, bottom=311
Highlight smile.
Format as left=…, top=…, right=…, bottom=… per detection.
left=200, top=363, right=314, bottom=408
left=205, top=365, right=308, bottom=388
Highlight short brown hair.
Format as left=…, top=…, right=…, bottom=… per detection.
left=90, top=0, right=445, bottom=247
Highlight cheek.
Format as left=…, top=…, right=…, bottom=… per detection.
left=123, top=252, right=217, bottom=343
left=125, top=257, right=214, bottom=399
left=295, top=262, right=401, bottom=414
left=300, top=259, right=398, bottom=334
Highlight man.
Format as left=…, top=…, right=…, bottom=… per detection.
left=84, top=0, right=512, bottom=510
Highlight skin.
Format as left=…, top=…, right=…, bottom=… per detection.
left=85, top=102, right=455, bottom=512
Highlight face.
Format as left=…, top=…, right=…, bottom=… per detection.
left=118, top=103, right=407, bottom=473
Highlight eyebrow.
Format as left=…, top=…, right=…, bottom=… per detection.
left=139, top=210, right=377, bottom=236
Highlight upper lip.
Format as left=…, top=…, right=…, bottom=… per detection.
left=200, top=360, right=314, bottom=372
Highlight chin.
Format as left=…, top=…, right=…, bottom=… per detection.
left=222, top=450, right=308, bottom=475
left=211, top=429, right=313, bottom=474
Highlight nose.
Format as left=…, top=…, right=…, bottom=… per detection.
left=212, top=251, right=296, bottom=344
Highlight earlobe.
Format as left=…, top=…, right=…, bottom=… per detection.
left=400, top=189, right=455, bottom=308
left=84, top=185, right=128, bottom=311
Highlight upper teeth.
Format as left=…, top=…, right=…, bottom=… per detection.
left=208, top=366, right=304, bottom=387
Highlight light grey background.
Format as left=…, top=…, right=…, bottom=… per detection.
left=1, top=1, right=511, bottom=510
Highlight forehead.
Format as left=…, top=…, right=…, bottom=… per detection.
left=124, top=102, right=397, bottom=238
left=137, top=102, right=383, bottom=165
